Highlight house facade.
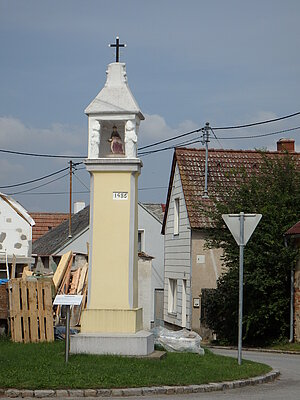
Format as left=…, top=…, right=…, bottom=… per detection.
left=0, top=192, right=35, bottom=279
left=285, top=220, right=300, bottom=342
left=162, top=138, right=299, bottom=337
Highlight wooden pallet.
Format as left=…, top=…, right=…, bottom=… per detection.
left=8, top=279, right=54, bottom=343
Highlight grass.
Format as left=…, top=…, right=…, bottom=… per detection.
left=0, top=338, right=271, bottom=390
left=268, top=342, right=300, bottom=352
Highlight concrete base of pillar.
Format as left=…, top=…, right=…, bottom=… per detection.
left=70, top=331, right=154, bottom=356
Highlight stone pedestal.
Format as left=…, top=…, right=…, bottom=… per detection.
left=71, top=331, right=154, bottom=356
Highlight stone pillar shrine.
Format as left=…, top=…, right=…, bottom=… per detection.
left=70, top=41, right=154, bottom=356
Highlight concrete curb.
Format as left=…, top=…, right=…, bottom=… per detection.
left=0, top=370, right=280, bottom=398
left=207, top=345, right=300, bottom=355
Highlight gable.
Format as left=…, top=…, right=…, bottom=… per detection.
left=162, top=147, right=300, bottom=231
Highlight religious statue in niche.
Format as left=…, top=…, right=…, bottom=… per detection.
left=108, top=125, right=124, bottom=155
left=89, top=120, right=101, bottom=158
left=125, top=120, right=137, bottom=158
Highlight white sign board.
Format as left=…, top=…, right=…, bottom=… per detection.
left=113, top=192, right=128, bottom=200
left=53, top=295, right=83, bottom=306
left=222, top=213, right=262, bottom=245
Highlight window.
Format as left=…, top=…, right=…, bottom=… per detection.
left=174, top=198, right=179, bottom=235
left=138, top=230, right=145, bottom=252
left=168, top=278, right=177, bottom=314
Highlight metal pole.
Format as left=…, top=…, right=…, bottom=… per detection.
left=65, top=305, right=70, bottom=363
left=203, top=122, right=210, bottom=198
left=289, top=266, right=294, bottom=342
left=238, top=212, right=244, bottom=365
left=69, top=161, right=72, bottom=238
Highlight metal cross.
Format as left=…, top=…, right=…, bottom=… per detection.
left=109, top=36, right=126, bottom=62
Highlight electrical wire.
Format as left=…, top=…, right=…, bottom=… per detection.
left=212, top=125, right=300, bottom=140
left=0, top=166, right=69, bottom=189
left=0, top=148, right=86, bottom=159
left=138, top=128, right=203, bottom=151
left=0, top=162, right=82, bottom=189
left=211, top=111, right=300, bottom=130
left=72, top=171, right=90, bottom=191
left=8, top=172, right=70, bottom=195
left=138, top=110, right=300, bottom=151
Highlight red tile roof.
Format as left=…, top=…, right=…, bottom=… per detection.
left=30, top=212, right=69, bottom=242
left=162, top=147, right=300, bottom=232
left=285, top=221, right=300, bottom=236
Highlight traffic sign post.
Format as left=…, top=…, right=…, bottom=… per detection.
left=222, top=212, right=262, bottom=365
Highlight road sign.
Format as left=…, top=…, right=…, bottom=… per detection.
left=222, top=212, right=262, bottom=365
left=53, top=294, right=83, bottom=306
left=222, top=213, right=262, bottom=246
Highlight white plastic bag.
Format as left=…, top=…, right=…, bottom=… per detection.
left=152, top=327, right=204, bottom=355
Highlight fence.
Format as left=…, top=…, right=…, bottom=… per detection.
left=8, top=278, right=54, bottom=343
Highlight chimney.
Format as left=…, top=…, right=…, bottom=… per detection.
left=74, top=201, right=85, bottom=214
left=277, top=138, right=295, bottom=152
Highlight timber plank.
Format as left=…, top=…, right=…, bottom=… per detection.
left=20, top=281, right=29, bottom=343
left=28, top=281, right=39, bottom=342
left=43, top=281, right=54, bottom=341
left=69, top=268, right=81, bottom=294
left=53, top=251, right=72, bottom=290
left=77, top=263, right=88, bottom=294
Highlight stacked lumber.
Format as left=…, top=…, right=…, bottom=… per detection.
left=53, top=252, right=88, bottom=326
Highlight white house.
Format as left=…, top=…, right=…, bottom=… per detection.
left=162, top=139, right=299, bottom=337
left=0, top=192, right=35, bottom=279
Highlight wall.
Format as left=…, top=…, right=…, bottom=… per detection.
left=0, top=197, right=32, bottom=259
left=138, top=256, right=152, bottom=330
left=191, top=230, right=224, bottom=337
left=138, top=204, right=164, bottom=324
left=163, top=164, right=191, bottom=329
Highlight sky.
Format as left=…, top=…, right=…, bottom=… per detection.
left=0, top=0, right=300, bottom=212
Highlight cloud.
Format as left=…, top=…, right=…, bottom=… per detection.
left=0, top=116, right=86, bottom=155
left=140, top=114, right=200, bottom=147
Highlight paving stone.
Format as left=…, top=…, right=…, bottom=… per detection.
left=55, top=390, right=69, bottom=397
left=174, top=386, right=184, bottom=394
left=122, top=388, right=142, bottom=396
left=84, top=389, right=97, bottom=397
left=151, top=386, right=167, bottom=395
left=141, top=387, right=154, bottom=395
left=5, top=389, right=20, bottom=398
left=96, top=389, right=111, bottom=397
left=183, top=386, right=194, bottom=394
left=68, top=389, right=84, bottom=397
left=110, top=388, right=123, bottom=397
left=21, top=390, right=34, bottom=397
left=164, top=386, right=176, bottom=395
left=34, top=390, right=55, bottom=398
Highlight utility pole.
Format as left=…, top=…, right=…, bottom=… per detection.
left=202, top=122, right=210, bottom=198
left=69, top=160, right=73, bottom=238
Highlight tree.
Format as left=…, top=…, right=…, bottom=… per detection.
left=203, top=152, right=300, bottom=346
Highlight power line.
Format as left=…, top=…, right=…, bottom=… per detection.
left=138, top=128, right=202, bottom=151
left=212, top=111, right=300, bottom=130
left=0, top=162, right=82, bottom=189
left=72, top=171, right=90, bottom=191
left=0, top=166, right=68, bottom=189
left=0, top=148, right=86, bottom=159
left=8, top=172, right=70, bottom=195
left=13, top=191, right=90, bottom=196
left=138, top=110, right=300, bottom=151
left=213, top=125, right=300, bottom=140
